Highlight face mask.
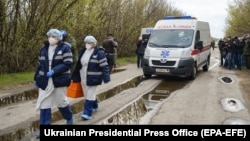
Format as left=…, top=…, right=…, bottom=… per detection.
left=48, top=38, right=57, bottom=45
left=86, top=44, right=92, bottom=49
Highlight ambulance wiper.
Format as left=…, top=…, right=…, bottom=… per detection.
left=161, top=45, right=179, bottom=48
left=148, top=42, right=161, bottom=47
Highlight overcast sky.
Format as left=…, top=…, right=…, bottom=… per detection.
left=169, top=0, right=233, bottom=39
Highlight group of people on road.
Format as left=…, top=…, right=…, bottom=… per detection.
left=218, top=34, right=250, bottom=70
left=34, top=28, right=118, bottom=139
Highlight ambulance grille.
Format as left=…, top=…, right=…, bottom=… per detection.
left=152, top=60, right=176, bottom=66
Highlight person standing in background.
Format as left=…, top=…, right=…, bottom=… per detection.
left=218, top=38, right=224, bottom=66
left=60, top=29, right=77, bottom=72
left=71, top=35, right=110, bottom=120
left=243, top=35, right=250, bottom=69
left=211, top=40, right=215, bottom=50
left=34, top=28, right=74, bottom=139
left=102, top=33, right=118, bottom=73
left=135, top=36, right=146, bottom=68
left=232, top=36, right=242, bottom=70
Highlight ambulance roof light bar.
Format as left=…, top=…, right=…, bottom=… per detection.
left=164, top=16, right=197, bottom=20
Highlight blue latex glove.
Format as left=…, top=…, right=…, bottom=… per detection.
left=47, top=70, right=54, bottom=77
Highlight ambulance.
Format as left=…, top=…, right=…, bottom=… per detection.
left=142, top=16, right=211, bottom=80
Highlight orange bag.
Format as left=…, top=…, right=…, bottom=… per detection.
left=67, top=81, right=84, bottom=98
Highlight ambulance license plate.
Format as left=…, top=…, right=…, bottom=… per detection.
left=156, top=68, right=170, bottom=73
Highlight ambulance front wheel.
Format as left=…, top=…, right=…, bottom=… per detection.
left=202, top=57, right=210, bottom=72
left=189, top=65, right=197, bottom=80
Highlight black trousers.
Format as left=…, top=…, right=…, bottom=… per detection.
left=106, top=54, right=115, bottom=73
left=220, top=52, right=224, bottom=66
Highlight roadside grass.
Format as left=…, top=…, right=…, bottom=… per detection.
left=0, top=72, right=35, bottom=89
left=0, top=56, right=137, bottom=89
left=116, top=56, right=137, bottom=66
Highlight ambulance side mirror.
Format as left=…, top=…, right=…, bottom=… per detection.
left=195, top=41, right=203, bottom=49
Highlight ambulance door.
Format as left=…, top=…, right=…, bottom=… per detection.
left=194, top=30, right=202, bottom=66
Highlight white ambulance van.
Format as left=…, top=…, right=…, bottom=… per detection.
left=142, top=16, right=211, bottom=80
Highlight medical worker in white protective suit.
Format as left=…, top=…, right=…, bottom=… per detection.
left=71, top=35, right=110, bottom=120
left=34, top=28, right=73, bottom=139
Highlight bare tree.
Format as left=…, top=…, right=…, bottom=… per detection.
left=0, top=0, right=184, bottom=74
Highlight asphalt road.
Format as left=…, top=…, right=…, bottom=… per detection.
left=147, top=48, right=250, bottom=124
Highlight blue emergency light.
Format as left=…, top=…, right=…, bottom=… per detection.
left=164, top=16, right=195, bottom=20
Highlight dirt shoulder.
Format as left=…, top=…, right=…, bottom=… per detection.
left=238, top=69, right=250, bottom=112
left=0, top=82, right=34, bottom=96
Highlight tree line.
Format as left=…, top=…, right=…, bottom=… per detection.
left=225, top=0, right=250, bottom=37
left=0, top=0, right=184, bottom=74
left=1, top=0, right=249, bottom=74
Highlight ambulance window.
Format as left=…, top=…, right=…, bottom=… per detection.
left=195, top=31, right=200, bottom=42
left=148, top=29, right=194, bottom=48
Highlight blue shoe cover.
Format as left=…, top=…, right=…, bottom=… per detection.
left=81, top=114, right=92, bottom=120
left=67, top=117, right=73, bottom=125
left=36, top=131, right=40, bottom=139
left=92, top=108, right=97, bottom=112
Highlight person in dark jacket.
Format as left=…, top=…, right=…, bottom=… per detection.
left=60, top=29, right=77, bottom=73
left=211, top=40, right=215, bottom=50
left=136, top=36, right=147, bottom=68
left=218, top=38, right=224, bottom=66
left=71, top=35, right=110, bottom=120
left=243, top=35, right=250, bottom=69
left=102, top=33, right=118, bottom=73
left=34, top=28, right=74, bottom=139
left=232, top=36, right=242, bottom=70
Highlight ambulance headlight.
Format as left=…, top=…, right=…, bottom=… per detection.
left=180, top=50, right=191, bottom=59
left=144, top=48, right=150, bottom=59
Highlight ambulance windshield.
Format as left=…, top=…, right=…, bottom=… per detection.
left=148, top=29, right=194, bottom=48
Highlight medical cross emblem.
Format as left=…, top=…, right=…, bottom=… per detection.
left=160, top=50, right=169, bottom=63
left=161, top=50, right=170, bottom=58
